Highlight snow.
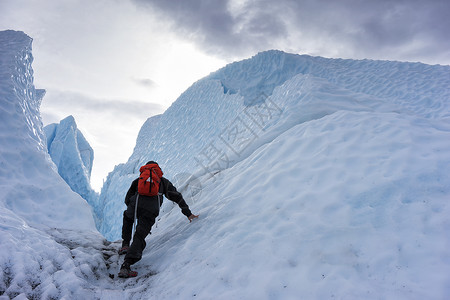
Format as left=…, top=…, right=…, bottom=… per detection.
left=177, top=110, right=449, bottom=299
left=1, top=30, right=450, bottom=299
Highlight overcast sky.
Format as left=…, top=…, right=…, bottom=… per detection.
left=1, top=0, right=449, bottom=190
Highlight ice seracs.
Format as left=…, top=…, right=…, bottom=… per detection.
left=0, top=29, right=99, bottom=299
left=0, top=30, right=96, bottom=230
left=44, top=115, right=99, bottom=209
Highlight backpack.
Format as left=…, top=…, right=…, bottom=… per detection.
left=137, top=163, right=163, bottom=196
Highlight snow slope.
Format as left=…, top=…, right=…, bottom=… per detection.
left=44, top=116, right=99, bottom=213
left=1, top=29, right=449, bottom=299
left=97, top=50, right=450, bottom=299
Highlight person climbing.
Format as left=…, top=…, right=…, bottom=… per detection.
left=118, top=161, right=199, bottom=278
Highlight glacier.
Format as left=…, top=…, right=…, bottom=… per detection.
left=1, top=29, right=450, bottom=299
left=44, top=115, right=99, bottom=217
left=0, top=30, right=96, bottom=231
left=0, top=30, right=105, bottom=299
left=98, top=50, right=450, bottom=241
left=97, top=50, right=450, bottom=299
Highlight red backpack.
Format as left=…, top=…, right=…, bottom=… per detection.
left=138, top=163, right=163, bottom=196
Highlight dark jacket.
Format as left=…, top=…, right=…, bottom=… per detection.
left=124, top=177, right=192, bottom=217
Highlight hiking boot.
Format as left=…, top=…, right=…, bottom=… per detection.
left=118, top=245, right=129, bottom=255
left=118, top=262, right=138, bottom=278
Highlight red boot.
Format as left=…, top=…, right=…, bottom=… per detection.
left=118, top=245, right=129, bottom=255
left=118, top=262, right=138, bottom=278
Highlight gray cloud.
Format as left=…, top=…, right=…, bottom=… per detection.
left=133, top=0, right=450, bottom=64
left=41, top=90, right=163, bottom=122
left=132, top=0, right=289, bottom=57
left=132, top=77, right=157, bottom=89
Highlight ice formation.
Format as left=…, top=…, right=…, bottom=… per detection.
left=44, top=116, right=98, bottom=210
left=1, top=29, right=449, bottom=299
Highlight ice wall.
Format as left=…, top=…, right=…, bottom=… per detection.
left=98, top=50, right=450, bottom=241
left=93, top=49, right=450, bottom=298
left=44, top=116, right=98, bottom=211
left=0, top=30, right=96, bottom=230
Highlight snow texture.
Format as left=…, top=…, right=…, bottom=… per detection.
left=0, top=30, right=98, bottom=299
left=98, top=50, right=450, bottom=299
left=1, top=30, right=450, bottom=299
left=44, top=116, right=99, bottom=214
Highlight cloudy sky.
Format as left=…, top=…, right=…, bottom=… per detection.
left=1, top=0, right=449, bottom=190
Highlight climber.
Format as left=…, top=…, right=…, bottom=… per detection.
left=118, top=161, right=198, bottom=278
